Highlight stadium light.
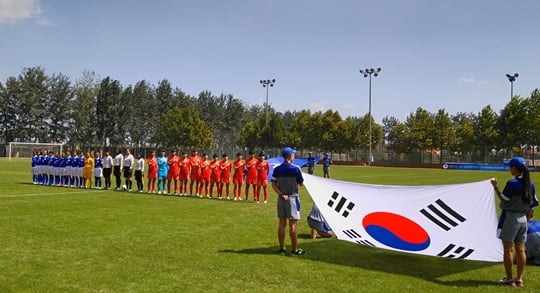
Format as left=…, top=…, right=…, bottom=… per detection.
left=359, top=67, right=381, bottom=165
left=260, top=79, right=276, bottom=127
left=505, top=73, right=518, bottom=100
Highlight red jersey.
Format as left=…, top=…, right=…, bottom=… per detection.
left=147, top=156, right=158, bottom=178
left=245, top=157, right=258, bottom=178
left=189, top=155, right=201, bottom=176
left=210, top=160, right=221, bottom=183
left=233, top=159, right=245, bottom=179
left=167, top=155, right=179, bottom=175
left=256, top=159, right=269, bottom=181
left=179, top=157, right=190, bottom=180
left=200, top=159, right=211, bottom=182
left=220, top=159, right=232, bottom=183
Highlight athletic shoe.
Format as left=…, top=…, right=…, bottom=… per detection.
left=264, top=200, right=267, bottom=204
left=499, top=277, right=515, bottom=287
left=291, top=249, right=305, bottom=256
left=158, top=191, right=162, bottom=195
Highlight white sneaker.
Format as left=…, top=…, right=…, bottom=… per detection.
left=264, top=200, right=267, bottom=204
left=158, top=191, right=162, bottom=195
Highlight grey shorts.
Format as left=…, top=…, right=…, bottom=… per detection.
left=526, top=232, right=540, bottom=259
left=277, top=195, right=300, bottom=220
left=499, top=211, right=528, bottom=243
left=307, top=217, right=332, bottom=234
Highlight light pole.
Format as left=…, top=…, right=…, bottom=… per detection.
left=260, top=79, right=276, bottom=127
left=505, top=73, right=518, bottom=99
left=359, top=67, right=381, bottom=165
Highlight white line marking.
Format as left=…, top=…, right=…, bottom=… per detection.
left=0, top=190, right=89, bottom=198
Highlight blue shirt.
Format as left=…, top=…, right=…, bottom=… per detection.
left=158, top=156, right=168, bottom=177
left=32, top=155, right=37, bottom=167
left=78, top=156, right=85, bottom=167
left=72, top=156, right=79, bottom=168
left=271, top=161, right=304, bottom=195
left=95, top=157, right=103, bottom=168
left=322, top=157, right=332, bottom=169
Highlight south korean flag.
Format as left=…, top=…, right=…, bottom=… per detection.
left=302, top=174, right=503, bottom=262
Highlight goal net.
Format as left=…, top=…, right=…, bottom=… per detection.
left=8, top=142, right=63, bottom=161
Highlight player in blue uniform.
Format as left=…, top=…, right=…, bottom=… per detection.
left=72, top=152, right=80, bottom=187
left=78, top=152, right=85, bottom=188
left=31, top=152, right=38, bottom=184
left=53, top=153, right=61, bottom=186
left=94, top=152, right=103, bottom=189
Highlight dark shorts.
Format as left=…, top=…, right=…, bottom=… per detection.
left=103, top=168, right=112, bottom=178
left=123, top=167, right=132, bottom=178
left=113, top=166, right=121, bottom=176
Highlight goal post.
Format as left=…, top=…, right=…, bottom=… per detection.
left=8, top=142, right=63, bottom=161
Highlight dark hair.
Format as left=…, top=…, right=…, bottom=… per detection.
left=514, top=164, right=532, bottom=205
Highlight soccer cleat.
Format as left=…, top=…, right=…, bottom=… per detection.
left=291, top=249, right=305, bottom=256
left=264, top=200, right=267, bottom=204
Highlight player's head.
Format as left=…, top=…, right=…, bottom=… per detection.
left=282, top=146, right=296, bottom=159
left=149, top=149, right=155, bottom=157
left=249, top=151, right=254, bottom=157
left=191, top=149, right=198, bottom=155
left=222, top=154, right=228, bottom=160
left=236, top=152, right=242, bottom=159
left=258, top=151, right=265, bottom=160
left=213, top=154, right=219, bottom=161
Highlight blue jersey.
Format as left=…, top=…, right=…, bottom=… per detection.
left=72, top=156, right=79, bottom=168
left=60, top=157, right=67, bottom=168
left=322, top=157, right=332, bottom=168
left=66, top=156, right=72, bottom=167
left=49, top=156, right=55, bottom=167
left=95, top=157, right=103, bottom=168
left=271, top=161, right=304, bottom=195
left=38, top=155, right=44, bottom=166
left=158, top=156, right=169, bottom=177
left=44, top=155, right=50, bottom=166
left=32, top=155, right=38, bottom=167
left=78, top=156, right=85, bottom=168
left=53, top=156, right=61, bottom=168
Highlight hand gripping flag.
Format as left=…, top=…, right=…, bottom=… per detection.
left=302, top=174, right=503, bottom=262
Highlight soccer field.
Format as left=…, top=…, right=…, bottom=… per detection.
left=0, top=159, right=538, bottom=292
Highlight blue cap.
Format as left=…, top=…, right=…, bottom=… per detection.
left=508, top=157, right=526, bottom=168
left=282, top=146, right=296, bottom=157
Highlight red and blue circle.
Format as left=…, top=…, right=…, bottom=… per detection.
left=362, top=212, right=430, bottom=251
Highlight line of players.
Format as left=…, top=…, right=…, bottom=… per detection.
left=31, top=150, right=99, bottom=188
left=32, top=148, right=271, bottom=203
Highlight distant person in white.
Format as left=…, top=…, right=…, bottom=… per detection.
left=123, top=148, right=134, bottom=191
left=113, top=149, right=123, bottom=190
left=102, top=151, right=114, bottom=190
left=135, top=152, right=145, bottom=193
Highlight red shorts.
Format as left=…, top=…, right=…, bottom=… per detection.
left=220, top=176, right=230, bottom=184
left=246, top=176, right=257, bottom=185
left=200, top=175, right=210, bottom=184
left=148, top=171, right=158, bottom=179
left=210, top=175, right=220, bottom=184
left=167, top=173, right=179, bottom=181
left=179, top=173, right=189, bottom=181
left=257, top=178, right=268, bottom=186
left=191, top=172, right=200, bottom=181
left=233, top=176, right=243, bottom=185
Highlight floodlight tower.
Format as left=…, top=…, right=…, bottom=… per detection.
left=260, top=79, right=276, bottom=127
left=505, top=73, right=519, bottom=100
left=359, top=67, right=381, bottom=165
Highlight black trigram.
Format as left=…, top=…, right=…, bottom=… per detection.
left=437, top=244, right=474, bottom=259
left=420, top=199, right=466, bottom=231
left=342, top=229, right=375, bottom=247
left=327, top=191, right=355, bottom=218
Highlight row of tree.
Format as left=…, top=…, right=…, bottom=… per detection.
left=1, top=67, right=539, bottom=161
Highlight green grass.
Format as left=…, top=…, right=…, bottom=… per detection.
left=0, top=159, right=539, bottom=292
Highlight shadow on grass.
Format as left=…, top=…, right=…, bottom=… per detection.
left=220, top=239, right=499, bottom=288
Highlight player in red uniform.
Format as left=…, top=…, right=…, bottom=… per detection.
left=147, top=150, right=158, bottom=193
left=167, top=149, right=180, bottom=195
left=255, top=151, right=270, bottom=203
left=189, top=149, right=202, bottom=197
left=219, top=154, right=232, bottom=200
left=209, top=154, right=221, bottom=198
left=232, top=152, right=246, bottom=201
left=244, top=151, right=257, bottom=201
left=198, top=153, right=211, bottom=197
left=178, top=151, right=190, bottom=196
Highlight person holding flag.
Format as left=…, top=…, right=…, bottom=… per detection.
left=272, top=146, right=305, bottom=256
left=491, top=157, right=538, bottom=287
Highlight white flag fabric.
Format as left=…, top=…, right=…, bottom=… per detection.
left=303, top=174, right=503, bottom=262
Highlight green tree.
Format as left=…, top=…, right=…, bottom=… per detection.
left=474, top=105, right=499, bottom=161
left=17, top=67, right=48, bottom=142
left=0, top=78, right=21, bottom=143
left=405, top=107, right=434, bottom=162
left=70, top=70, right=98, bottom=146
left=95, top=77, right=122, bottom=147
left=432, top=109, right=455, bottom=163
left=451, top=112, right=474, bottom=160
left=497, top=96, right=528, bottom=155
left=45, top=73, right=73, bottom=143
left=154, top=107, right=212, bottom=149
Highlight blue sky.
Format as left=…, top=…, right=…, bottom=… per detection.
left=1, top=0, right=539, bottom=122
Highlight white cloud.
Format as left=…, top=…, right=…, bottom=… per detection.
left=459, top=77, right=489, bottom=87
left=0, top=0, right=41, bottom=24
left=309, top=99, right=331, bottom=113
left=459, top=77, right=476, bottom=84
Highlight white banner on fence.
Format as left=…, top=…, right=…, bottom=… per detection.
left=303, top=174, right=503, bottom=262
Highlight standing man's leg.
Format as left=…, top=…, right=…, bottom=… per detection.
left=278, top=218, right=287, bottom=252
left=289, top=219, right=299, bottom=251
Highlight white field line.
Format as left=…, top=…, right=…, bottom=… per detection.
left=0, top=190, right=89, bottom=198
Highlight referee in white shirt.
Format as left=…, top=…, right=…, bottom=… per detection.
left=113, top=149, right=123, bottom=190
left=123, top=148, right=135, bottom=191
